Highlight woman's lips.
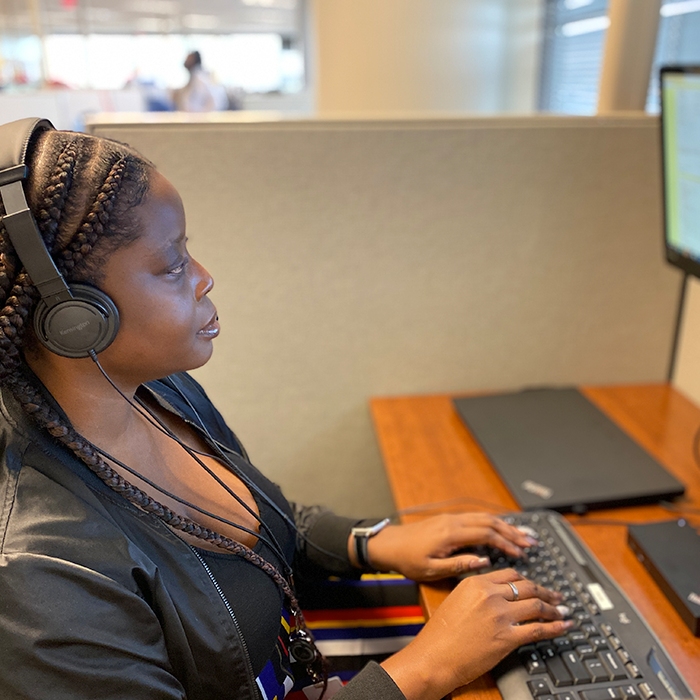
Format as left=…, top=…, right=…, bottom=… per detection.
left=198, top=311, right=220, bottom=338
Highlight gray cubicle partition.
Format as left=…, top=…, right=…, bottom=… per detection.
left=90, top=116, right=679, bottom=515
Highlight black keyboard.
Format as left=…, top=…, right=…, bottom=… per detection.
left=463, top=511, right=695, bottom=700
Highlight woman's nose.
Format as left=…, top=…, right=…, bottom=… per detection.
left=193, top=258, right=214, bottom=300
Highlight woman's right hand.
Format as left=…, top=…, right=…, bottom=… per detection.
left=381, top=568, right=573, bottom=700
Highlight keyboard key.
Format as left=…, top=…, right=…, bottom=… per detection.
left=561, top=650, right=592, bottom=685
left=600, top=651, right=627, bottom=681
left=617, top=649, right=631, bottom=665
left=528, top=679, right=552, bottom=697
left=638, top=683, right=656, bottom=700
left=575, top=643, right=596, bottom=659
left=545, top=655, right=573, bottom=687
left=553, top=637, right=573, bottom=653
left=620, top=684, right=640, bottom=699
left=580, top=689, right=622, bottom=700
left=520, top=649, right=546, bottom=675
left=584, top=659, right=608, bottom=683
left=609, top=635, right=623, bottom=650
left=625, top=663, right=642, bottom=679
left=537, top=643, right=557, bottom=660
left=589, top=636, right=609, bottom=652
left=600, top=623, right=614, bottom=637
left=581, top=623, right=598, bottom=637
left=569, top=631, right=587, bottom=645
left=555, top=693, right=576, bottom=700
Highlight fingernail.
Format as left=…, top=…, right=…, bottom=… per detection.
left=470, top=557, right=491, bottom=569
left=562, top=619, right=575, bottom=629
left=525, top=536, right=539, bottom=546
left=556, top=605, right=571, bottom=617
left=518, top=526, right=539, bottom=541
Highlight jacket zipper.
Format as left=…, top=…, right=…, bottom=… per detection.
left=190, top=546, right=262, bottom=700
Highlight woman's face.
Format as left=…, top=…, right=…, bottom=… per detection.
left=95, top=170, right=219, bottom=384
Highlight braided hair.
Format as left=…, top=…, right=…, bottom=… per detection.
left=0, top=128, right=299, bottom=607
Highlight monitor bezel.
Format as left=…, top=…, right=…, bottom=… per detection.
left=660, top=65, right=700, bottom=278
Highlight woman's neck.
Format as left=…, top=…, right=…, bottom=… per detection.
left=24, top=347, right=143, bottom=448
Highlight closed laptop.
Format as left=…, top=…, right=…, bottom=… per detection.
left=453, top=388, right=685, bottom=513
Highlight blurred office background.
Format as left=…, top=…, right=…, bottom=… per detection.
left=4, top=0, right=700, bottom=515
left=2, top=0, right=700, bottom=127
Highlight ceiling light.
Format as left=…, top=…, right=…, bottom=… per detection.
left=182, top=14, right=219, bottom=29
left=127, top=0, right=180, bottom=15
left=660, top=0, right=700, bottom=17
left=241, top=0, right=297, bottom=8
left=561, top=15, right=610, bottom=36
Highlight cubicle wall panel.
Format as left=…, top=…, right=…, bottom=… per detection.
left=91, top=118, right=677, bottom=514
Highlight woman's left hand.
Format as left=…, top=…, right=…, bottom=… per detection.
left=360, top=512, right=538, bottom=581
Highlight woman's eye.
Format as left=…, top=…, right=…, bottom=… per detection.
left=168, top=257, right=189, bottom=276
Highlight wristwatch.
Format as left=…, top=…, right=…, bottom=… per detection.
left=351, top=517, right=391, bottom=571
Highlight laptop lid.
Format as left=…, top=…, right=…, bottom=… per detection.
left=453, top=388, right=685, bottom=513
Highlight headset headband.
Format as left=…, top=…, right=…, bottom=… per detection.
left=0, top=118, right=119, bottom=358
left=0, top=118, right=73, bottom=309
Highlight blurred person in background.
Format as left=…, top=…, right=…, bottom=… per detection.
left=174, top=50, right=229, bottom=112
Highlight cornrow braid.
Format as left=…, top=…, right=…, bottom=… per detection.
left=35, top=141, right=79, bottom=254
left=58, top=156, right=129, bottom=277
left=0, top=272, right=38, bottom=380
left=9, top=367, right=302, bottom=612
left=0, top=203, right=22, bottom=315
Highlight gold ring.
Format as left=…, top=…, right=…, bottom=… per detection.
left=507, top=581, right=519, bottom=601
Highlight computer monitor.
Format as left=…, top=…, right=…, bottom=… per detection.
left=661, top=66, right=700, bottom=278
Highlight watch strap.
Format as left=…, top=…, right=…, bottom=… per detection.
left=351, top=518, right=391, bottom=571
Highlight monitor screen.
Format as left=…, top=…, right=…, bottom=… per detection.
left=661, top=66, right=700, bottom=277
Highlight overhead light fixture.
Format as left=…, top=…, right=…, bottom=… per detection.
left=182, top=14, right=219, bottom=30
left=564, top=0, right=594, bottom=9
left=561, top=15, right=610, bottom=36
left=127, top=0, right=180, bottom=15
left=241, top=0, right=297, bottom=8
left=661, top=0, right=700, bottom=17
left=135, top=16, right=175, bottom=31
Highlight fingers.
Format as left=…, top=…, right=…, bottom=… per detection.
left=511, top=596, right=571, bottom=623
left=425, top=553, right=493, bottom=579
left=496, top=575, right=563, bottom=606
left=470, top=568, right=564, bottom=609
left=512, top=618, right=576, bottom=646
left=448, top=513, right=537, bottom=558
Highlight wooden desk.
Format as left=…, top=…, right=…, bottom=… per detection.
left=370, top=384, right=700, bottom=700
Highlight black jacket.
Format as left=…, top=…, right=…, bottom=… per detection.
left=0, top=373, right=405, bottom=700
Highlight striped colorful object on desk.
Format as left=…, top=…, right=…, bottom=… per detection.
left=287, top=573, right=425, bottom=697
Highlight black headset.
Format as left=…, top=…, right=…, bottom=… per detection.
left=0, top=117, right=119, bottom=358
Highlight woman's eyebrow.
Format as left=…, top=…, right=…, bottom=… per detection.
left=154, top=232, right=187, bottom=256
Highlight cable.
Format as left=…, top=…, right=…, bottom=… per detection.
left=392, top=495, right=509, bottom=519
left=130, top=391, right=290, bottom=564
left=88, top=352, right=292, bottom=571
left=90, top=443, right=288, bottom=560
left=90, top=352, right=349, bottom=566
left=166, top=373, right=355, bottom=564
left=661, top=501, right=700, bottom=516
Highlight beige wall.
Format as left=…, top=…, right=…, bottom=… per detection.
left=312, top=0, right=544, bottom=114
left=91, top=115, right=678, bottom=517
left=671, top=279, right=700, bottom=404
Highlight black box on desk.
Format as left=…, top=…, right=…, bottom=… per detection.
left=628, top=519, right=700, bottom=637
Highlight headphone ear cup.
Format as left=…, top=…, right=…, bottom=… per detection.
left=33, top=283, right=119, bottom=358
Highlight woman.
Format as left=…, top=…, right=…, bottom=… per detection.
left=0, top=120, right=572, bottom=700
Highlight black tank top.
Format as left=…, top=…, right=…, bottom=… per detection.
left=194, top=458, right=297, bottom=682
